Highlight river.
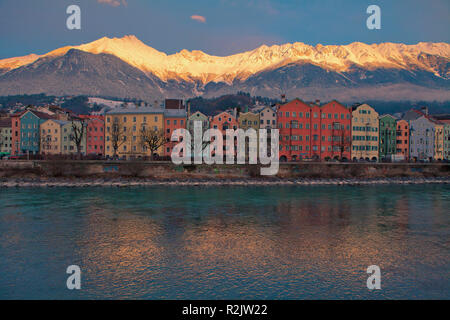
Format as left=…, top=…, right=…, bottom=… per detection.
left=0, top=185, right=448, bottom=299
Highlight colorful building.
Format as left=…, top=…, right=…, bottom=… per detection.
left=278, top=99, right=351, bottom=161
left=62, top=121, right=87, bottom=155
left=278, top=99, right=320, bottom=161
left=258, top=106, right=277, bottom=130
left=40, top=119, right=67, bottom=155
left=105, top=107, right=165, bottom=159
left=432, top=120, right=445, bottom=161
left=210, top=111, right=238, bottom=157
left=0, top=118, right=12, bottom=156
left=11, top=112, right=24, bottom=155
left=164, top=109, right=187, bottom=157
left=320, top=101, right=352, bottom=161
left=441, top=120, right=450, bottom=160
left=238, top=111, right=260, bottom=157
left=17, top=110, right=54, bottom=155
left=84, top=117, right=105, bottom=156
left=238, top=112, right=260, bottom=131
left=187, top=111, right=209, bottom=134
left=409, top=116, right=435, bottom=162
left=379, top=114, right=397, bottom=161
left=395, top=120, right=410, bottom=161
left=351, top=104, right=379, bottom=162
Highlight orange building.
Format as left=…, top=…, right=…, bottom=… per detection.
left=210, top=111, right=238, bottom=158
left=163, top=109, right=187, bottom=157
left=396, top=119, right=409, bottom=161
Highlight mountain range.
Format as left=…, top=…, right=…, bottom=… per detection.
left=0, top=35, right=449, bottom=102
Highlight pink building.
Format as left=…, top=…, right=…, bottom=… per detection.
left=82, top=116, right=105, bottom=156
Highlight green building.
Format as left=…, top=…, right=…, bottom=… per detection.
left=0, top=117, right=12, bottom=156
left=379, top=114, right=397, bottom=160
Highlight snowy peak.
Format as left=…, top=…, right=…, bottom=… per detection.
left=0, top=35, right=449, bottom=83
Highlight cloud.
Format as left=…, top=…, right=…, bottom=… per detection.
left=97, top=0, right=127, bottom=7
left=191, top=15, right=206, bottom=23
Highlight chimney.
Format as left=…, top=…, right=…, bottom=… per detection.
left=281, top=94, right=286, bottom=104
left=421, top=106, right=429, bottom=116
left=315, top=100, right=320, bottom=105
left=233, top=107, right=237, bottom=119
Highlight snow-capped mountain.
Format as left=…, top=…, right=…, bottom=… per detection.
left=0, top=35, right=449, bottom=101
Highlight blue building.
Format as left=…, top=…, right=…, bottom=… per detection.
left=19, top=110, right=53, bottom=155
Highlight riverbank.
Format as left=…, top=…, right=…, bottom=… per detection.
left=1, top=160, right=450, bottom=181
left=1, top=176, right=449, bottom=188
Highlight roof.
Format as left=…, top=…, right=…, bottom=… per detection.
left=0, top=118, right=11, bottom=128
left=106, top=107, right=165, bottom=115
left=21, top=110, right=55, bottom=120
left=42, top=119, right=69, bottom=126
left=164, top=109, right=187, bottom=118
left=379, top=114, right=398, bottom=120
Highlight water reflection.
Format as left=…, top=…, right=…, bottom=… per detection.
left=0, top=185, right=449, bottom=299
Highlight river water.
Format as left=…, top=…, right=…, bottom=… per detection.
left=0, top=185, right=448, bottom=299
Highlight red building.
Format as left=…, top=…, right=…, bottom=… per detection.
left=84, top=117, right=105, bottom=156
left=396, top=119, right=409, bottom=161
left=277, top=99, right=351, bottom=161
left=11, top=111, right=25, bottom=155
left=164, top=109, right=187, bottom=157
left=210, top=111, right=238, bottom=158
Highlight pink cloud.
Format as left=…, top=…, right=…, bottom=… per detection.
left=97, top=0, right=127, bottom=7
left=191, top=15, right=206, bottom=23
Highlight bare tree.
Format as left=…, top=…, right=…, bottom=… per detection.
left=40, top=133, right=52, bottom=157
left=69, top=119, right=86, bottom=159
left=109, top=117, right=128, bottom=159
left=332, top=123, right=351, bottom=160
left=139, top=127, right=167, bottom=160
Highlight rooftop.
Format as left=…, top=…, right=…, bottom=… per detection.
left=106, top=107, right=165, bottom=115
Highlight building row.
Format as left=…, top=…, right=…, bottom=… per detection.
left=1, top=99, right=449, bottom=162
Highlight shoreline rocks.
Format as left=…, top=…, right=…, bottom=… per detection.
left=0, top=177, right=449, bottom=188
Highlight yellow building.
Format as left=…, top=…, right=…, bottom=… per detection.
left=433, top=122, right=444, bottom=161
left=351, top=104, right=380, bottom=161
left=238, top=111, right=260, bottom=158
left=105, top=107, right=164, bottom=159
left=238, top=111, right=260, bottom=131
left=40, top=119, right=68, bottom=155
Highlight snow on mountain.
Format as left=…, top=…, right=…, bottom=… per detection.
left=1, top=35, right=449, bottom=84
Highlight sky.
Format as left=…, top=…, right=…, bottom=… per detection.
left=0, top=0, right=449, bottom=59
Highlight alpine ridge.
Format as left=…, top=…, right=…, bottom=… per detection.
left=0, top=35, right=449, bottom=101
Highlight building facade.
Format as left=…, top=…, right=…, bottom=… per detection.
left=0, top=118, right=12, bottom=155
left=18, top=110, right=53, bottom=155
left=320, top=101, right=352, bottom=161
left=61, top=121, right=87, bottom=155
left=433, top=121, right=445, bottom=161
left=187, top=111, right=209, bottom=134
left=395, top=119, right=410, bottom=161
left=85, top=117, right=105, bottom=156
left=40, top=119, right=67, bottom=155
left=164, top=109, right=187, bottom=157
left=351, top=104, right=379, bottom=161
left=409, top=116, right=435, bottom=162
left=379, top=114, right=397, bottom=161
left=105, top=107, right=165, bottom=159
left=258, top=106, right=277, bottom=130
left=442, top=120, right=450, bottom=160
left=210, top=111, right=238, bottom=157
left=278, top=99, right=351, bottom=161
left=278, top=99, right=320, bottom=161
